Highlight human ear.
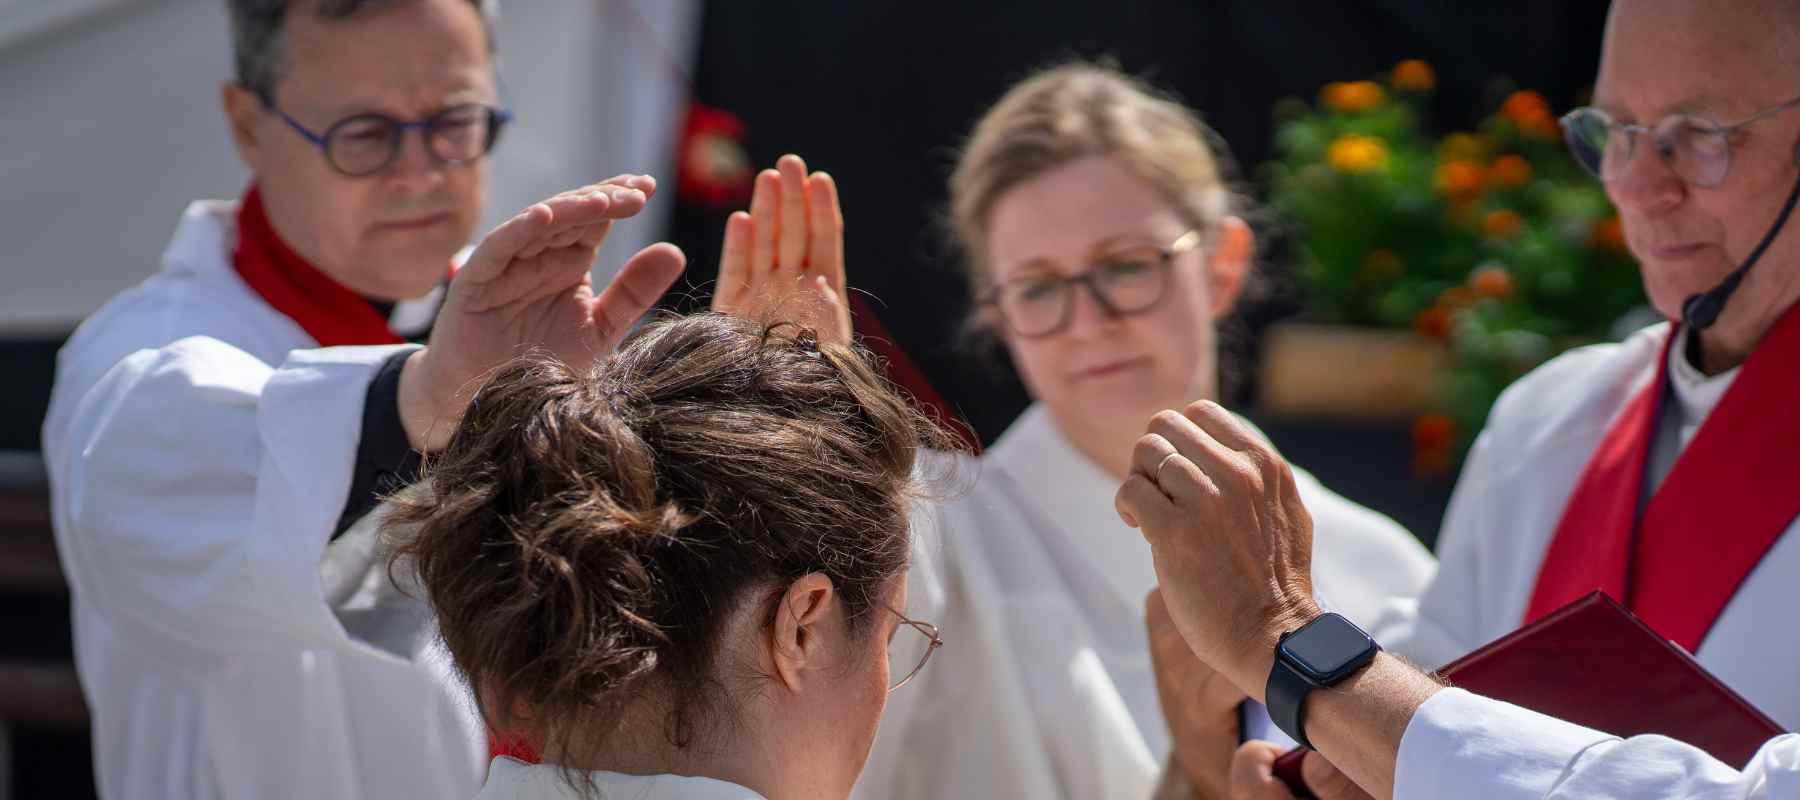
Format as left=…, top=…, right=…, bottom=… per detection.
left=769, top=573, right=838, bottom=692
left=221, top=81, right=265, bottom=173
left=1204, top=216, right=1253, bottom=317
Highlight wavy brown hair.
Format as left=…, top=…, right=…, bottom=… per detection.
left=387, top=313, right=944, bottom=765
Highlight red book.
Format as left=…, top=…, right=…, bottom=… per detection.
left=1274, top=591, right=1784, bottom=797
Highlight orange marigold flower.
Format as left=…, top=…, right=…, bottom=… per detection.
left=1501, top=90, right=1552, bottom=124
left=1412, top=305, right=1454, bottom=340
left=1590, top=215, right=1627, bottom=252
left=1481, top=209, right=1526, bottom=240
left=1322, top=80, right=1387, bottom=113
left=1392, top=60, right=1436, bottom=92
left=1469, top=265, right=1516, bottom=300
left=1326, top=134, right=1391, bottom=173
left=1489, top=154, right=1533, bottom=188
left=1434, top=159, right=1486, bottom=197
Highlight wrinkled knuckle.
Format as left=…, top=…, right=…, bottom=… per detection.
left=1133, top=434, right=1169, bottom=461
left=1149, top=408, right=1187, bottom=434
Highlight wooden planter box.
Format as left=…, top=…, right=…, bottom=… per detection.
left=1255, top=322, right=1449, bottom=421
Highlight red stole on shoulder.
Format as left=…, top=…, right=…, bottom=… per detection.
left=1526, top=301, right=1800, bottom=652
left=233, top=185, right=403, bottom=348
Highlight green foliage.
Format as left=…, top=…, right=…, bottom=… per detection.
left=1263, top=66, right=1645, bottom=454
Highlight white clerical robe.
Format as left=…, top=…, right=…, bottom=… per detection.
left=1397, top=689, right=1800, bottom=799
left=41, top=200, right=486, bottom=799
left=1373, top=322, right=1800, bottom=733
left=476, top=758, right=766, bottom=800
left=855, top=404, right=1435, bottom=800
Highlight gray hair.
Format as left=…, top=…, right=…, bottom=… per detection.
left=227, top=0, right=498, bottom=103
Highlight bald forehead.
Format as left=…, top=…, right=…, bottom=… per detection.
left=1598, top=0, right=1800, bottom=117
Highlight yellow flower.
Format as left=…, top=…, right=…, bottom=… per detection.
left=1392, top=60, right=1436, bottom=92
left=1321, top=81, right=1387, bottom=113
left=1326, top=134, right=1391, bottom=173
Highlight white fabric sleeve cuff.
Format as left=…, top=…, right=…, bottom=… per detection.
left=1395, top=688, right=1619, bottom=800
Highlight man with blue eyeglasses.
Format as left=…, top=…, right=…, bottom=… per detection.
left=41, top=1, right=686, bottom=797
left=1147, top=0, right=1800, bottom=797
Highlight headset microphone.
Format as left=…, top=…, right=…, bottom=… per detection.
left=1681, top=139, right=1800, bottom=329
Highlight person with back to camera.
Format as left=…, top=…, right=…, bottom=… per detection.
left=387, top=312, right=955, bottom=800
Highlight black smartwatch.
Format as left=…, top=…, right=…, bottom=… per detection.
left=1265, top=612, right=1380, bottom=750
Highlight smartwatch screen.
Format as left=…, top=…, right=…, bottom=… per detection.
left=1282, top=614, right=1374, bottom=675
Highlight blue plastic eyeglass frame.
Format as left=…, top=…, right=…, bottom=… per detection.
left=264, top=76, right=516, bottom=177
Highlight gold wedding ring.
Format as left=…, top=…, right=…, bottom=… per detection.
left=1155, top=452, right=1182, bottom=483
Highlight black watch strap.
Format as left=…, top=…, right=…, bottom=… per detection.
left=1266, top=648, right=1319, bottom=750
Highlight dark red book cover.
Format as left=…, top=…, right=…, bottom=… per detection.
left=1273, top=591, right=1783, bottom=797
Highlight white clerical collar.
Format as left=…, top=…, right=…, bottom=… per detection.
left=476, top=757, right=767, bottom=800
left=983, top=403, right=1158, bottom=610
left=1668, top=325, right=1741, bottom=430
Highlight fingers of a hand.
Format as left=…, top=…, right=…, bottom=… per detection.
left=1229, top=741, right=1300, bottom=800
left=1115, top=471, right=1176, bottom=532
left=806, top=171, right=845, bottom=290
left=478, top=246, right=594, bottom=311
left=809, top=275, right=853, bottom=346
left=592, top=243, right=685, bottom=348
left=545, top=224, right=588, bottom=251
left=714, top=211, right=754, bottom=309
left=1301, top=753, right=1368, bottom=800
left=1183, top=398, right=1276, bottom=464
left=749, top=169, right=780, bottom=275
left=605, top=173, right=657, bottom=198
left=1148, top=409, right=1237, bottom=495
left=776, top=155, right=809, bottom=274
left=574, top=218, right=616, bottom=252
left=459, top=202, right=559, bottom=284
left=1131, top=420, right=1217, bottom=503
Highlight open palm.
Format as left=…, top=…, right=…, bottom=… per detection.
left=402, top=175, right=686, bottom=450
left=711, top=153, right=852, bottom=345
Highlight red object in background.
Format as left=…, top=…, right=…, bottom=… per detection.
left=677, top=103, right=755, bottom=209
left=1273, top=592, right=1783, bottom=797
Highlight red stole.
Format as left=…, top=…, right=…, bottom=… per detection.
left=1526, top=301, right=1800, bottom=652
left=233, top=186, right=403, bottom=347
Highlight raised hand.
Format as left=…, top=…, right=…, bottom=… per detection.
left=711, top=153, right=852, bottom=345
left=1114, top=400, right=1322, bottom=699
left=1147, top=587, right=1249, bottom=800
left=400, top=175, right=686, bottom=450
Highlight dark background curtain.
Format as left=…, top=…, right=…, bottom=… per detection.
left=662, top=0, right=1609, bottom=433
left=654, top=0, right=1612, bottom=545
